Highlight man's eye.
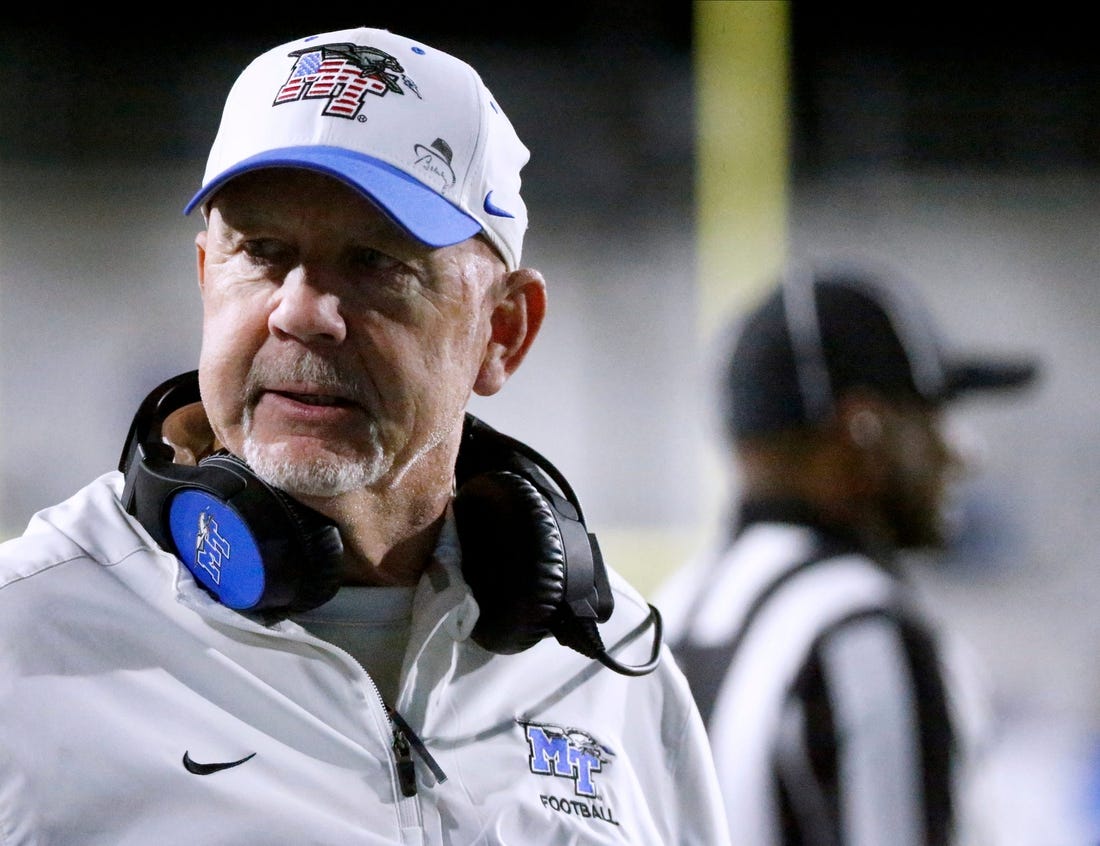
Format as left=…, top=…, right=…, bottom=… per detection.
left=349, top=246, right=402, bottom=272
left=242, top=239, right=292, bottom=264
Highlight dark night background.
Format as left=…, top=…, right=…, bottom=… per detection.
left=4, top=3, right=1099, bottom=176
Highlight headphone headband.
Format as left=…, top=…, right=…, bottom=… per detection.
left=118, top=371, right=661, bottom=675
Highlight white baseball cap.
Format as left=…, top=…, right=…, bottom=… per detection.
left=185, top=26, right=530, bottom=270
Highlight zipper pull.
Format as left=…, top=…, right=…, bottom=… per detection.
left=389, top=708, right=448, bottom=788
left=392, top=727, right=417, bottom=797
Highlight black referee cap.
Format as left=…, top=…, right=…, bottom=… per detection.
left=723, top=263, right=1039, bottom=440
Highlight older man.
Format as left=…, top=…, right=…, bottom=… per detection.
left=0, top=26, right=727, bottom=844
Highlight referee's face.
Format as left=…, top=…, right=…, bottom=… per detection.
left=879, top=400, right=962, bottom=549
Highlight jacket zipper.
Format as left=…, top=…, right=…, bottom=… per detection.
left=360, top=672, right=427, bottom=799
left=392, top=726, right=418, bottom=797
left=388, top=705, right=448, bottom=798
left=277, top=609, right=447, bottom=800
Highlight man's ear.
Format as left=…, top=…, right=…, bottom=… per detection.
left=835, top=390, right=891, bottom=452
left=195, top=230, right=208, bottom=292
left=473, top=267, right=547, bottom=397
left=831, top=390, right=894, bottom=498
left=843, top=405, right=885, bottom=451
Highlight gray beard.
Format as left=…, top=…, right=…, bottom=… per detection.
left=241, top=435, right=386, bottom=498
left=239, top=352, right=389, bottom=498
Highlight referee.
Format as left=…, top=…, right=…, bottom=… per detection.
left=657, top=261, right=1037, bottom=846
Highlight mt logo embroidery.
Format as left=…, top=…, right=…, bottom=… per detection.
left=520, top=720, right=613, bottom=797
left=275, top=41, right=420, bottom=120
left=520, top=720, right=622, bottom=827
left=194, top=510, right=230, bottom=585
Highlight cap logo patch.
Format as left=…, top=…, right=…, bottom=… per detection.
left=274, top=42, right=420, bottom=120
left=412, top=138, right=457, bottom=193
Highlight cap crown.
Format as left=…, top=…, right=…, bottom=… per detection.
left=188, top=27, right=529, bottom=270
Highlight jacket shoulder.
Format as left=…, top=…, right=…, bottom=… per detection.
left=0, top=472, right=149, bottom=591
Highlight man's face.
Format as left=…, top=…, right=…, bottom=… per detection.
left=195, top=168, right=505, bottom=500
left=879, top=400, right=963, bottom=549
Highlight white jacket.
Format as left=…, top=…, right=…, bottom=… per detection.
left=0, top=472, right=729, bottom=845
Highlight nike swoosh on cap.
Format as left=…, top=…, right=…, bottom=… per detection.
left=182, top=750, right=257, bottom=775
left=483, top=191, right=515, bottom=219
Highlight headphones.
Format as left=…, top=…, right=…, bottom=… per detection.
left=119, top=370, right=660, bottom=676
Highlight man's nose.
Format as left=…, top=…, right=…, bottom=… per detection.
left=268, top=269, right=347, bottom=345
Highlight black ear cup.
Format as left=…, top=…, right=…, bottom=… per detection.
left=452, top=470, right=568, bottom=654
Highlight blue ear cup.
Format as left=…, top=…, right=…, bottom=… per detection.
left=161, top=453, right=344, bottom=612
left=167, top=485, right=266, bottom=609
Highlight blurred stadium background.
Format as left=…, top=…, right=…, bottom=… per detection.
left=3, top=3, right=1098, bottom=840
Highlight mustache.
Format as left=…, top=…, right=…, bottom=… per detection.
left=244, top=352, right=371, bottom=405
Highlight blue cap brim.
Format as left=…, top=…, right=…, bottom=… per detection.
left=183, top=146, right=482, bottom=248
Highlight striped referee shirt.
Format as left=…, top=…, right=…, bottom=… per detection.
left=659, top=501, right=977, bottom=846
